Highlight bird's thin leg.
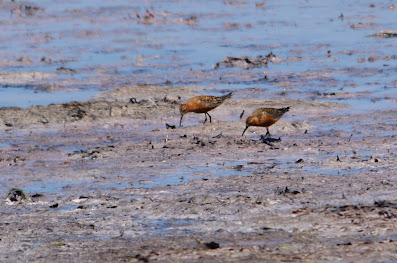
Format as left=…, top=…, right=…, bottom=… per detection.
left=207, top=113, right=212, bottom=123
left=265, top=128, right=271, bottom=138
left=203, top=113, right=208, bottom=124
left=179, top=114, right=184, bottom=127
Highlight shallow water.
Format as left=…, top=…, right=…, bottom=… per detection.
left=133, top=162, right=250, bottom=188
left=0, top=86, right=97, bottom=107
left=0, top=0, right=396, bottom=112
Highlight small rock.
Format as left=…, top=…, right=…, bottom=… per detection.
left=205, top=241, right=220, bottom=249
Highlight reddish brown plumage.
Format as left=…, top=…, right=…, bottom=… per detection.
left=179, top=93, right=232, bottom=127
left=242, top=107, right=290, bottom=137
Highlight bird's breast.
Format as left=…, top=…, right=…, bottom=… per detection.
left=249, top=115, right=276, bottom=127
left=185, top=100, right=213, bottom=113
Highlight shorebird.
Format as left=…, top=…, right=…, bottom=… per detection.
left=179, top=93, right=232, bottom=127
left=242, top=107, right=290, bottom=138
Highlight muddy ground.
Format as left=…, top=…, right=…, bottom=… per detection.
left=0, top=85, right=396, bottom=262
left=1, top=0, right=397, bottom=262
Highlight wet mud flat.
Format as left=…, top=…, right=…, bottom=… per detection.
left=1, top=0, right=397, bottom=261
left=1, top=85, right=397, bottom=262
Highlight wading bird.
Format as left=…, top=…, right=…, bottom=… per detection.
left=179, top=93, right=232, bottom=127
left=242, top=107, right=290, bottom=138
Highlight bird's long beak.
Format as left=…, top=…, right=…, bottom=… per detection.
left=179, top=114, right=184, bottom=127
left=242, top=126, right=248, bottom=136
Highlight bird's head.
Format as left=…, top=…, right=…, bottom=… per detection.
left=246, top=116, right=257, bottom=126
left=179, top=103, right=188, bottom=115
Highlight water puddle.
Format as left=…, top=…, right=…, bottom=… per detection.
left=127, top=151, right=382, bottom=189
left=258, top=148, right=379, bottom=177
left=0, top=86, right=97, bottom=108
left=133, top=162, right=250, bottom=188
left=22, top=179, right=130, bottom=196
left=24, top=181, right=81, bottom=194
left=134, top=218, right=202, bottom=235
left=302, top=167, right=365, bottom=176
left=0, top=141, right=12, bottom=148
left=103, top=181, right=131, bottom=190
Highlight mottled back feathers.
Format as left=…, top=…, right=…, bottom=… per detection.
left=179, top=92, right=232, bottom=126
left=180, top=93, right=232, bottom=115
left=242, top=106, right=290, bottom=137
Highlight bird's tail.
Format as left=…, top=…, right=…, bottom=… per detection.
left=221, top=92, right=233, bottom=101
left=280, top=107, right=290, bottom=114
